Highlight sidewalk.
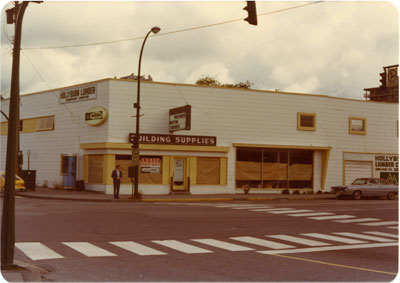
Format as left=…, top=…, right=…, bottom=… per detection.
left=12, top=186, right=335, bottom=202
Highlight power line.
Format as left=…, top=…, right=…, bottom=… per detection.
left=22, top=1, right=323, bottom=50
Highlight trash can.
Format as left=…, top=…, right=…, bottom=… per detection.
left=20, top=170, right=36, bottom=191
left=76, top=180, right=85, bottom=191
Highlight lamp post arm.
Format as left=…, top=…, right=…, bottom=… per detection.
left=134, top=30, right=152, bottom=148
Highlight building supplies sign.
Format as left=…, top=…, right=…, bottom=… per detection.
left=60, top=85, right=97, bottom=104
left=129, top=133, right=216, bottom=146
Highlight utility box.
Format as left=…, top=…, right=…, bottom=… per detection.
left=20, top=170, right=36, bottom=191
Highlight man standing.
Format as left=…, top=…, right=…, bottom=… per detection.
left=111, top=165, right=122, bottom=199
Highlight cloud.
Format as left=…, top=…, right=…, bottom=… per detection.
left=0, top=1, right=398, bottom=101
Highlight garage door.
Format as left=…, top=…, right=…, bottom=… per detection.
left=344, top=161, right=372, bottom=185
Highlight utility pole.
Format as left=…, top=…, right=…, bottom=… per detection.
left=1, top=1, right=40, bottom=269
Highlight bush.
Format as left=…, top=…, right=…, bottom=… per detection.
left=282, top=189, right=290, bottom=195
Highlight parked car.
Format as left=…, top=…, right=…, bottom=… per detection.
left=331, top=178, right=398, bottom=200
left=0, top=171, right=26, bottom=192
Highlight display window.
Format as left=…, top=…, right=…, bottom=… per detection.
left=236, top=148, right=313, bottom=189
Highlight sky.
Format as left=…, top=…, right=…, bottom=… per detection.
left=0, top=0, right=399, bottom=100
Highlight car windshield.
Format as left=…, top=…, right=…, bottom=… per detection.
left=352, top=178, right=368, bottom=185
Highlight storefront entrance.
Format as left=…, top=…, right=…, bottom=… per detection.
left=172, top=157, right=187, bottom=191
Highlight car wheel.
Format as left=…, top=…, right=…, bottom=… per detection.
left=353, top=190, right=362, bottom=200
left=387, top=192, right=397, bottom=200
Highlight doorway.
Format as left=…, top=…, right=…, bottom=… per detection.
left=61, top=154, right=76, bottom=189
left=172, top=157, right=187, bottom=191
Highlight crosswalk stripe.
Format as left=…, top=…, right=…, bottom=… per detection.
left=230, top=236, right=295, bottom=249
left=288, top=212, right=334, bottom=217
left=334, top=218, right=381, bottom=223
left=308, top=215, right=356, bottom=220
left=258, top=242, right=398, bottom=255
left=192, top=239, right=254, bottom=251
left=15, top=243, right=64, bottom=260
left=301, top=233, right=367, bottom=244
left=333, top=232, right=396, bottom=242
left=62, top=242, right=116, bottom=257
left=250, top=208, right=294, bottom=212
left=266, top=235, right=331, bottom=246
left=387, top=226, right=398, bottom=229
left=364, top=231, right=398, bottom=238
left=267, top=210, right=313, bottom=214
left=359, top=221, right=398, bottom=226
left=232, top=206, right=274, bottom=210
left=152, top=240, right=213, bottom=254
left=110, top=241, right=167, bottom=255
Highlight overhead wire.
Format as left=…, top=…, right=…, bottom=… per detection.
left=22, top=1, right=323, bottom=50
left=21, top=50, right=82, bottom=125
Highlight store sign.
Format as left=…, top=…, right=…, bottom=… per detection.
left=85, top=106, right=108, bottom=126
left=60, top=85, right=97, bottom=104
left=386, top=66, right=399, bottom=88
left=129, top=133, right=216, bottom=146
left=375, top=154, right=399, bottom=172
left=169, top=105, right=191, bottom=132
left=141, top=157, right=161, bottom=174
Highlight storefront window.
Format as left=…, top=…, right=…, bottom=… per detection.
left=197, top=157, right=220, bottom=185
left=236, top=148, right=313, bottom=189
left=115, top=155, right=162, bottom=184
left=236, top=148, right=262, bottom=188
left=88, top=155, right=104, bottom=183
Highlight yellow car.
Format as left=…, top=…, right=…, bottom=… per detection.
left=0, top=171, right=26, bottom=192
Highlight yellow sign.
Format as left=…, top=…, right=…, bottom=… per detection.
left=85, top=106, right=108, bottom=126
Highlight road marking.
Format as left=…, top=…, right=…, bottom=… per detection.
left=258, top=242, right=398, bottom=255
left=110, top=241, right=167, bottom=255
left=364, top=231, right=398, bottom=238
left=267, top=235, right=331, bottom=246
left=265, top=253, right=397, bottom=275
left=334, top=218, right=381, bottom=223
left=152, top=240, right=213, bottom=254
left=231, top=205, right=275, bottom=210
left=230, top=236, right=295, bottom=249
left=62, top=242, right=116, bottom=257
left=15, top=243, right=64, bottom=260
left=333, top=232, right=396, bottom=242
left=387, top=226, right=398, bottom=229
left=267, top=210, right=313, bottom=214
left=359, top=221, right=398, bottom=226
left=288, top=212, right=334, bottom=217
left=250, top=208, right=294, bottom=212
left=192, top=239, right=254, bottom=251
left=301, top=233, right=367, bottom=244
left=308, top=215, right=356, bottom=221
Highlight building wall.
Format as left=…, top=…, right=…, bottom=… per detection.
left=1, top=78, right=398, bottom=193
left=1, top=80, right=110, bottom=187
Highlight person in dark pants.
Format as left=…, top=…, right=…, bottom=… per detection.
left=111, top=165, right=122, bottom=199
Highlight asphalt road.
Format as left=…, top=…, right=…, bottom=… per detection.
left=6, top=198, right=399, bottom=282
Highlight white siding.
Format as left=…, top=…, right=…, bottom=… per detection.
left=1, top=79, right=398, bottom=192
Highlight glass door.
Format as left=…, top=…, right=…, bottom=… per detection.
left=173, top=158, right=186, bottom=191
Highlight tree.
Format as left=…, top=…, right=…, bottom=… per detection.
left=195, top=76, right=253, bottom=89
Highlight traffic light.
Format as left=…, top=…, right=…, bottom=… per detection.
left=380, top=71, right=387, bottom=88
left=244, top=1, right=258, bottom=26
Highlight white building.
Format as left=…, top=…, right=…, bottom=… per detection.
left=1, top=78, right=398, bottom=195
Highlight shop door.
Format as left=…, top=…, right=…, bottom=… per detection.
left=62, top=155, right=77, bottom=189
left=172, top=157, right=187, bottom=191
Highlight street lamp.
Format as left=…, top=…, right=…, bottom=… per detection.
left=131, top=26, right=160, bottom=199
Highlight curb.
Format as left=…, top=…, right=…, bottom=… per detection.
left=14, top=193, right=336, bottom=203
